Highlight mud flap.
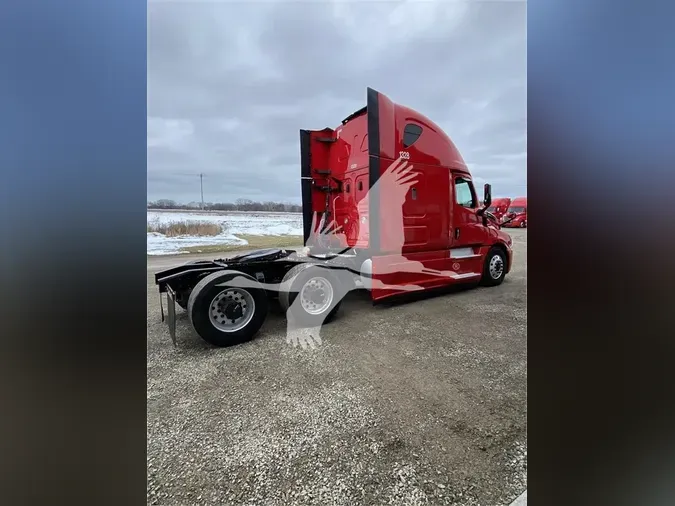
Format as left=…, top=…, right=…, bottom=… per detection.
left=166, top=285, right=177, bottom=346
left=160, top=291, right=165, bottom=322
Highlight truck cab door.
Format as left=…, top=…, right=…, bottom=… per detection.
left=449, top=175, right=485, bottom=277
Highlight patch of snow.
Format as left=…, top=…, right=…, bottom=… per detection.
left=146, top=211, right=303, bottom=255
left=147, top=231, right=248, bottom=256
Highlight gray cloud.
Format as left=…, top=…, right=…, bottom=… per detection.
left=148, top=0, right=526, bottom=203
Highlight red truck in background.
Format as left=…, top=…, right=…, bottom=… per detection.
left=501, top=197, right=527, bottom=228
left=155, top=87, right=515, bottom=347
left=486, top=197, right=512, bottom=222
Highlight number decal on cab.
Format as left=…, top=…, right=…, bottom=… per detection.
left=399, top=151, right=410, bottom=160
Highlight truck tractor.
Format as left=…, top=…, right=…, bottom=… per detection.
left=501, top=196, right=528, bottom=228
left=154, top=88, right=514, bottom=347
left=486, top=197, right=512, bottom=222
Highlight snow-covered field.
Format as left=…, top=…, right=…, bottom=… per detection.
left=147, top=210, right=303, bottom=255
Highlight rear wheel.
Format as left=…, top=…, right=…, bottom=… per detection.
left=187, top=270, right=268, bottom=347
left=480, top=247, right=507, bottom=287
left=520, top=221, right=526, bottom=228
left=279, top=264, right=347, bottom=327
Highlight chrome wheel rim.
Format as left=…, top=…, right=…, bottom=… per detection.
left=299, top=277, right=334, bottom=315
left=208, top=289, right=255, bottom=332
left=489, top=254, right=504, bottom=280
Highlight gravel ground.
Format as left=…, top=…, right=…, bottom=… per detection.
left=147, top=230, right=527, bottom=506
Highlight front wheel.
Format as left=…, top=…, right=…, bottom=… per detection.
left=187, top=270, right=269, bottom=347
left=480, top=247, right=507, bottom=287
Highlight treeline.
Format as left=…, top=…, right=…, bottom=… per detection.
left=147, top=199, right=302, bottom=213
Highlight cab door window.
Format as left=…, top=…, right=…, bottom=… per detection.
left=454, top=177, right=477, bottom=208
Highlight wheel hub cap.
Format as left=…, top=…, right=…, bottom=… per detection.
left=208, top=289, right=255, bottom=332
left=299, top=277, right=334, bottom=315
left=489, top=255, right=504, bottom=279
left=306, top=286, right=326, bottom=304
left=221, top=300, right=243, bottom=320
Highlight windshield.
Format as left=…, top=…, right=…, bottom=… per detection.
left=487, top=206, right=498, bottom=213
left=508, top=207, right=525, bottom=213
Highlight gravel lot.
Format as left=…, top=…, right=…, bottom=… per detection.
left=147, top=230, right=527, bottom=506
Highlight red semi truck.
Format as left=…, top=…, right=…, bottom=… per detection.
left=155, top=88, right=514, bottom=347
left=486, top=197, right=512, bottom=222
left=501, top=197, right=527, bottom=228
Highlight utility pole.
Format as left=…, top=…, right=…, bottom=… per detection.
left=200, top=173, right=204, bottom=210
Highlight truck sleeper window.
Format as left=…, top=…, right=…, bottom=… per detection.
left=402, top=124, right=423, bottom=148
left=454, top=177, right=475, bottom=208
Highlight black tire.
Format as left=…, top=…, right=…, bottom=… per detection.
left=278, top=263, right=347, bottom=328
left=480, top=247, right=507, bottom=287
left=520, top=221, right=526, bottom=228
left=187, top=270, right=269, bottom=347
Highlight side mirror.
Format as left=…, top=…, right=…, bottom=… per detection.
left=483, top=183, right=492, bottom=208
left=477, top=183, right=493, bottom=226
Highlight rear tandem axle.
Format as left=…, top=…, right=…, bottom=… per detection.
left=155, top=248, right=363, bottom=347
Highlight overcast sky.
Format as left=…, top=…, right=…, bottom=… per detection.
left=148, top=0, right=526, bottom=204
